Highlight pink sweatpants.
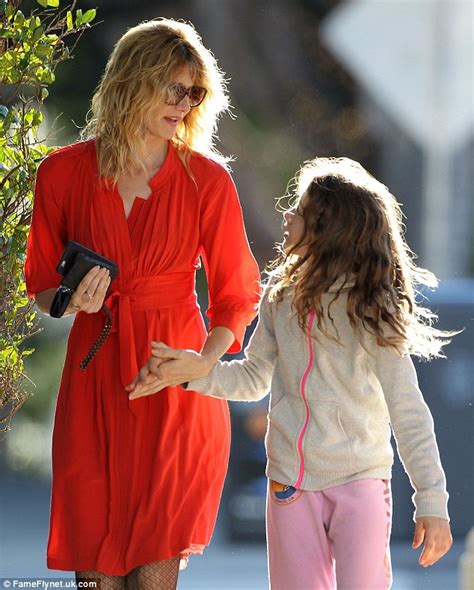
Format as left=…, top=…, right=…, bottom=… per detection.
left=266, top=478, right=392, bottom=590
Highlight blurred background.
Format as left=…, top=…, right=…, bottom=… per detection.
left=1, top=0, right=473, bottom=588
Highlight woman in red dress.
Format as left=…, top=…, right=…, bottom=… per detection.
left=24, top=18, right=260, bottom=588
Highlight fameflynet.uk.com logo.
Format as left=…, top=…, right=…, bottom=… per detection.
left=1, top=580, right=98, bottom=589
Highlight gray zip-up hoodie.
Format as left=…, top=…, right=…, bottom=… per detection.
left=187, top=282, right=449, bottom=521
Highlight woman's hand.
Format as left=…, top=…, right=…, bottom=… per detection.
left=126, top=343, right=213, bottom=400
left=126, top=328, right=234, bottom=400
left=412, top=516, right=453, bottom=567
left=66, top=266, right=111, bottom=315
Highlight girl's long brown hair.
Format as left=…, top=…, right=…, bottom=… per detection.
left=82, top=18, right=230, bottom=182
left=268, top=157, right=454, bottom=359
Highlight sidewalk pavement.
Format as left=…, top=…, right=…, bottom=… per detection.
left=0, top=476, right=463, bottom=588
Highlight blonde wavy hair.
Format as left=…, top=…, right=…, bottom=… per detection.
left=82, top=18, right=230, bottom=181
left=268, top=157, right=456, bottom=359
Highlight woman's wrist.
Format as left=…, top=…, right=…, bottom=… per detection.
left=186, top=353, right=213, bottom=382
left=199, top=351, right=219, bottom=373
left=63, top=302, right=79, bottom=316
left=34, top=287, right=58, bottom=315
left=200, top=326, right=234, bottom=370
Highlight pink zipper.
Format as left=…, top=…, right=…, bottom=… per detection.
left=294, top=309, right=315, bottom=489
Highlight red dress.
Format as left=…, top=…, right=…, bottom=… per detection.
left=24, top=140, right=260, bottom=575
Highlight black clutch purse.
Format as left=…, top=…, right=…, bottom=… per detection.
left=50, top=241, right=119, bottom=369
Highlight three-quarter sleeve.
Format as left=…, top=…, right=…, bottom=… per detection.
left=200, top=167, right=261, bottom=353
left=24, top=157, right=67, bottom=298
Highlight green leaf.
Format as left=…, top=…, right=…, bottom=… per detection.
left=66, top=10, right=73, bottom=31
left=32, top=110, right=43, bottom=126
left=75, top=8, right=83, bottom=27
left=44, top=33, right=59, bottom=44
left=9, top=69, right=22, bottom=84
left=24, top=109, right=43, bottom=127
left=41, top=87, right=49, bottom=101
left=19, top=54, right=31, bottom=70
left=82, top=9, right=96, bottom=24
left=35, top=44, right=53, bottom=59
left=31, top=25, right=44, bottom=44
left=47, top=0, right=59, bottom=7
left=35, top=66, right=55, bottom=84
left=14, top=10, right=25, bottom=25
left=36, top=0, right=48, bottom=7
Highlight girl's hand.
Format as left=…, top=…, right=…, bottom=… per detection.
left=67, top=266, right=111, bottom=314
left=412, top=516, right=453, bottom=567
left=126, top=342, right=213, bottom=400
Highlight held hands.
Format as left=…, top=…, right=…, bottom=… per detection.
left=67, top=266, right=111, bottom=314
left=126, top=342, right=212, bottom=400
left=412, top=516, right=453, bottom=567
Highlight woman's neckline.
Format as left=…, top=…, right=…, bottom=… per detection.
left=146, top=141, right=174, bottom=190
left=94, top=139, right=177, bottom=192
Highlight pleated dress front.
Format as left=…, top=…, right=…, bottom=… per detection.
left=24, top=139, right=261, bottom=575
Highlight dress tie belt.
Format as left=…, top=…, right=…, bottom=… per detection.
left=104, top=273, right=197, bottom=387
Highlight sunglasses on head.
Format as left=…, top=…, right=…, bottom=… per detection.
left=165, top=83, right=207, bottom=107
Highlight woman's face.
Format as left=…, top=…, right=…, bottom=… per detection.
left=146, top=66, right=195, bottom=142
left=282, top=194, right=308, bottom=256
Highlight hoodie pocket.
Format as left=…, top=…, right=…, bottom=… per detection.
left=266, top=394, right=303, bottom=470
left=304, top=400, right=354, bottom=473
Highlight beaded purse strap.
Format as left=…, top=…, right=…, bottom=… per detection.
left=79, top=305, right=113, bottom=370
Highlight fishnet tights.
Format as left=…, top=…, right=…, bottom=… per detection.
left=76, top=555, right=180, bottom=590
left=75, top=570, right=125, bottom=590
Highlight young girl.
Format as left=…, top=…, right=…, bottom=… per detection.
left=128, top=157, right=453, bottom=589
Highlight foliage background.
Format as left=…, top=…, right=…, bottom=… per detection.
left=0, top=0, right=98, bottom=433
